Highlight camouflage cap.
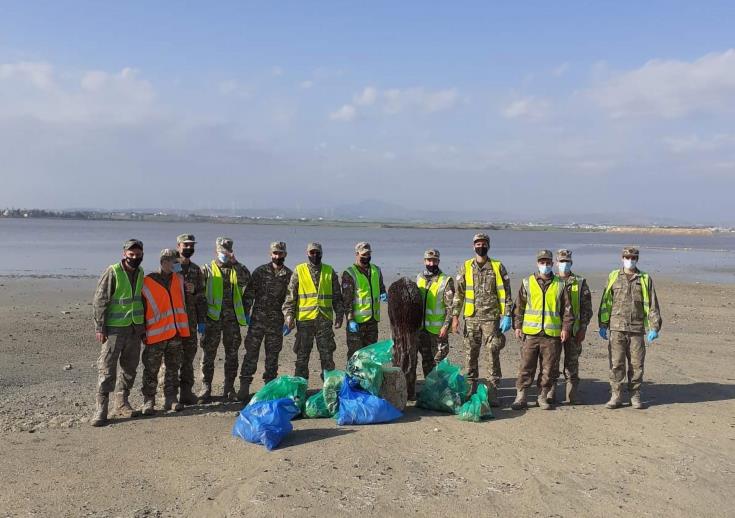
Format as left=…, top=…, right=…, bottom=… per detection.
left=557, top=248, right=573, bottom=261
left=123, top=238, right=143, bottom=251
left=536, top=249, right=553, bottom=261
left=424, top=248, right=440, bottom=259
left=355, top=242, right=372, bottom=255
left=472, top=233, right=490, bottom=244
left=270, top=241, right=287, bottom=253
left=159, top=248, right=179, bottom=260
left=306, top=242, right=322, bottom=252
left=622, top=246, right=640, bottom=257
left=216, top=236, right=234, bottom=252
left=176, top=234, right=196, bottom=244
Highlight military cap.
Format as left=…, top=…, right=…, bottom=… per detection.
left=355, top=242, right=372, bottom=255
left=306, top=242, right=322, bottom=252
left=177, top=234, right=196, bottom=244
left=472, top=233, right=490, bottom=244
left=557, top=249, right=573, bottom=261
left=536, top=249, right=553, bottom=261
left=123, top=238, right=143, bottom=251
left=622, top=246, right=640, bottom=257
left=270, top=241, right=287, bottom=253
left=424, top=248, right=440, bottom=259
left=216, top=236, right=234, bottom=252
left=159, top=248, right=179, bottom=260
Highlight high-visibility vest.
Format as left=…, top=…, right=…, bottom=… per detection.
left=599, top=269, right=650, bottom=330
left=296, top=262, right=334, bottom=321
left=106, top=262, right=144, bottom=327
left=417, top=272, right=449, bottom=335
left=522, top=274, right=563, bottom=337
left=205, top=261, right=248, bottom=326
left=346, top=264, right=381, bottom=324
left=463, top=258, right=506, bottom=317
left=141, top=273, right=191, bottom=344
left=565, top=274, right=586, bottom=335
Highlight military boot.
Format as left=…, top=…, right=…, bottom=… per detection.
left=565, top=382, right=581, bottom=405
left=511, top=388, right=527, bottom=410
left=605, top=389, right=623, bottom=409
left=236, top=381, right=250, bottom=402
left=179, top=384, right=197, bottom=406
left=466, top=380, right=478, bottom=399
left=198, top=383, right=212, bottom=404
left=630, top=391, right=644, bottom=409
left=91, top=394, right=109, bottom=427
left=164, top=396, right=183, bottom=412
left=141, top=396, right=156, bottom=416
left=222, top=381, right=237, bottom=401
left=114, top=390, right=139, bottom=418
left=546, top=383, right=556, bottom=405
left=538, top=388, right=551, bottom=410
left=487, top=384, right=501, bottom=407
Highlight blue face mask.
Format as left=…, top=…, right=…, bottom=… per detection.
left=217, top=252, right=228, bottom=263
left=558, top=262, right=571, bottom=274
left=538, top=264, right=552, bottom=276
left=172, top=262, right=182, bottom=273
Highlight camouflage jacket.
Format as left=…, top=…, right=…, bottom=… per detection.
left=417, top=269, right=455, bottom=327
left=201, top=259, right=251, bottom=312
left=243, top=263, right=293, bottom=323
left=513, top=273, right=575, bottom=336
left=283, top=262, right=344, bottom=322
left=341, top=263, right=386, bottom=322
left=598, top=269, right=662, bottom=333
left=92, top=261, right=145, bottom=335
left=181, top=260, right=207, bottom=326
left=560, top=272, right=593, bottom=335
left=451, top=258, right=513, bottom=322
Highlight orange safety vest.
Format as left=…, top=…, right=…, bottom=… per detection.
left=142, top=273, right=191, bottom=345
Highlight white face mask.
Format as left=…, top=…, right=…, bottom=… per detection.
left=538, top=263, right=552, bottom=276
left=558, top=262, right=571, bottom=274
left=218, top=252, right=229, bottom=263
left=623, top=258, right=637, bottom=270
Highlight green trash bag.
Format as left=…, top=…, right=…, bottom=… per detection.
left=347, top=339, right=394, bottom=395
left=456, top=383, right=493, bottom=422
left=322, top=369, right=347, bottom=415
left=248, top=376, right=308, bottom=414
left=416, top=358, right=467, bottom=413
left=304, top=391, right=331, bottom=418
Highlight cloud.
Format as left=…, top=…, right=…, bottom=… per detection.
left=271, top=66, right=284, bottom=77
left=299, top=80, right=314, bottom=89
left=329, top=104, right=356, bottom=122
left=501, top=96, right=550, bottom=120
left=587, top=49, right=735, bottom=118
left=331, top=86, right=459, bottom=119
left=218, top=79, right=252, bottom=98
left=662, top=133, right=735, bottom=153
left=552, top=62, right=570, bottom=77
left=0, top=61, right=54, bottom=89
left=354, top=86, right=377, bottom=106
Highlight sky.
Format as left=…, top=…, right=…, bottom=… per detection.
left=1, top=1, right=734, bottom=224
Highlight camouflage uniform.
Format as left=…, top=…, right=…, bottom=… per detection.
left=416, top=267, right=455, bottom=376
left=141, top=338, right=183, bottom=401
left=283, top=246, right=344, bottom=379
left=240, top=253, right=293, bottom=387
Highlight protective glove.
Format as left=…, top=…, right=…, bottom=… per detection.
left=499, top=315, right=512, bottom=333
left=646, top=329, right=659, bottom=343
left=348, top=320, right=359, bottom=333
left=197, top=323, right=206, bottom=335
left=380, top=292, right=388, bottom=303
left=282, top=325, right=291, bottom=336
left=244, top=314, right=251, bottom=326
left=599, top=327, right=608, bottom=340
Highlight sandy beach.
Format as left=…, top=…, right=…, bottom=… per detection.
left=1, top=274, right=734, bottom=517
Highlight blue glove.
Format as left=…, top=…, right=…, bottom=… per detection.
left=380, top=292, right=388, bottom=303
left=647, top=330, right=659, bottom=343
left=499, top=315, right=512, bottom=333
left=244, top=314, right=251, bottom=326
left=197, top=323, right=206, bottom=335
left=282, top=325, right=291, bottom=336
left=348, top=320, right=359, bottom=333
left=599, top=328, right=608, bottom=340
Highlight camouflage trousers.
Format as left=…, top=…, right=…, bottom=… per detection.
left=294, top=317, right=336, bottom=379
left=516, top=335, right=561, bottom=390
left=96, top=325, right=141, bottom=395
left=396, top=331, right=420, bottom=398
left=240, top=314, right=284, bottom=385
left=463, top=317, right=505, bottom=387
left=536, top=336, right=583, bottom=388
left=608, top=331, right=645, bottom=394
left=346, top=319, right=379, bottom=361
left=142, top=339, right=182, bottom=398
left=178, top=332, right=199, bottom=393
left=200, top=311, right=242, bottom=386
left=416, top=329, right=438, bottom=376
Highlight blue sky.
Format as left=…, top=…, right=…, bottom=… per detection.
left=1, top=2, right=734, bottom=223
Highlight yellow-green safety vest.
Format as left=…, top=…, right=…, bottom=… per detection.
left=106, top=262, right=144, bottom=327
left=522, top=274, right=563, bottom=337
left=347, top=264, right=381, bottom=324
left=296, top=262, right=334, bottom=321
left=599, top=269, right=650, bottom=330
left=206, top=261, right=248, bottom=326
left=463, top=258, right=506, bottom=317
left=565, top=274, right=585, bottom=335
left=417, top=273, right=450, bottom=335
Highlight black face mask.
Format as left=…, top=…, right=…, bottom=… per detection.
left=181, top=248, right=194, bottom=258
left=474, top=246, right=488, bottom=257
left=125, top=256, right=143, bottom=269
left=308, top=254, right=322, bottom=265
left=359, top=256, right=371, bottom=266
left=425, top=265, right=439, bottom=274
left=272, top=257, right=285, bottom=266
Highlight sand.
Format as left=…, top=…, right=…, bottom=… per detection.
left=0, top=274, right=734, bottom=517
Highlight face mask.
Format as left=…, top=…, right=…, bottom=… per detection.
left=558, top=262, right=571, bottom=274
left=474, top=246, right=488, bottom=257
left=359, top=256, right=371, bottom=266
left=217, top=252, right=228, bottom=264
left=538, top=264, right=552, bottom=276
left=623, top=258, right=637, bottom=270
left=125, top=256, right=143, bottom=269
left=425, top=265, right=439, bottom=274
left=181, top=248, right=194, bottom=258
left=172, top=262, right=182, bottom=273
left=272, top=257, right=285, bottom=266
left=308, top=254, right=322, bottom=265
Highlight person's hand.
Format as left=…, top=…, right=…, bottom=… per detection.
left=451, top=316, right=460, bottom=334
left=499, top=315, right=512, bottom=333
left=599, top=327, right=608, bottom=340
left=560, top=329, right=569, bottom=342
left=514, top=329, right=523, bottom=340
left=185, top=281, right=195, bottom=294
left=646, top=329, right=659, bottom=343
left=576, top=329, right=586, bottom=344
left=348, top=320, right=359, bottom=333
left=285, top=316, right=295, bottom=330
left=95, top=331, right=107, bottom=344
left=380, top=293, right=388, bottom=303
left=439, top=325, right=449, bottom=339
left=197, top=323, right=206, bottom=335
left=282, top=325, right=291, bottom=336
left=334, top=318, right=343, bottom=329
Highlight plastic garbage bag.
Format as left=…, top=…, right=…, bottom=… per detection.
left=416, top=358, right=468, bottom=413
left=347, top=339, right=394, bottom=395
left=335, top=376, right=402, bottom=425
left=456, top=383, right=494, bottom=422
left=248, top=375, right=308, bottom=413
left=231, top=398, right=300, bottom=450
left=322, top=369, right=347, bottom=415
left=304, top=391, right=331, bottom=418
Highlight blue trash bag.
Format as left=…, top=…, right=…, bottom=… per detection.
left=335, top=376, right=402, bottom=425
left=231, top=398, right=300, bottom=450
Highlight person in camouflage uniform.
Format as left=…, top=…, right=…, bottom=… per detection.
left=283, top=242, right=344, bottom=379
left=451, top=233, right=513, bottom=406
left=199, top=237, right=251, bottom=402
left=140, top=249, right=189, bottom=414
left=342, top=242, right=387, bottom=361
left=416, top=249, right=454, bottom=376
left=599, top=246, right=662, bottom=410
left=91, top=239, right=145, bottom=426
left=237, top=242, right=293, bottom=401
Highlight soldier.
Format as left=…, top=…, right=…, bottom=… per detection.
left=416, top=248, right=454, bottom=376
left=199, top=237, right=251, bottom=402
left=451, top=233, right=513, bottom=406
left=342, top=242, right=387, bottom=360
left=599, top=246, right=662, bottom=410
left=283, top=242, right=344, bottom=379
left=237, top=242, right=293, bottom=401
left=140, top=249, right=189, bottom=414
left=511, top=250, right=574, bottom=410
left=91, top=238, right=145, bottom=426
left=175, top=234, right=207, bottom=405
